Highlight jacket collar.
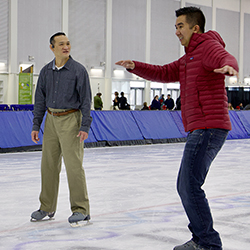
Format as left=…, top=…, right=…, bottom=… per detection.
left=185, top=30, right=225, bottom=54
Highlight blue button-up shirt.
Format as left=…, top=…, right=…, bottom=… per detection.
left=32, top=56, right=92, bottom=133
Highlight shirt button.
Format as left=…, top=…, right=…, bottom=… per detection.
left=53, top=101, right=55, bottom=103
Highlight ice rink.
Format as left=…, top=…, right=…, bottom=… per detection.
left=0, top=139, right=249, bottom=250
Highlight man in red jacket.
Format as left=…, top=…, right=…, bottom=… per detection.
left=116, top=6, right=238, bottom=250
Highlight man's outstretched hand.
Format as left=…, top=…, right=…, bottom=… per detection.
left=214, top=65, right=239, bottom=77
left=115, top=60, right=135, bottom=70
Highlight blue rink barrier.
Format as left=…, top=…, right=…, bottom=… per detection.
left=1, top=110, right=250, bottom=153
left=0, top=111, right=43, bottom=151
left=131, top=111, right=185, bottom=140
left=10, top=104, right=34, bottom=111
left=169, top=111, right=188, bottom=138
left=91, top=111, right=144, bottom=142
left=234, top=110, right=250, bottom=135
left=227, top=111, right=250, bottom=139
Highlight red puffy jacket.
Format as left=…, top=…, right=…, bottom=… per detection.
left=130, top=30, right=239, bottom=132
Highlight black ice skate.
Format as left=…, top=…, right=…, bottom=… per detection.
left=68, top=212, right=91, bottom=227
left=30, top=209, right=55, bottom=222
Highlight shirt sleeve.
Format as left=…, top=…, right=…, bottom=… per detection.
left=76, top=66, right=93, bottom=133
left=129, top=60, right=180, bottom=83
left=32, top=68, right=47, bottom=131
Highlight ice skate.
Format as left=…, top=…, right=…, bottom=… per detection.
left=30, top=209, right=55, bottom=222
left=68, top=212, right=91, bottom=227
left=173, top=240, right=210, bottom=250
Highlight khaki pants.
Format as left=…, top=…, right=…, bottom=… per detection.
left=39, top=108, right=90, bottom=215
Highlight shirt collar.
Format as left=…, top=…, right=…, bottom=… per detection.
left=52, top=55, right=72, bottom=70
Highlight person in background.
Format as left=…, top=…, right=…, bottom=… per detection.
left=94, top=92, right=103, bottom=110
left=158, top=94, right=165, bottom=109
left=116, top=6, right=238, bottom=250
left=119, top=92, right=130, bottom=110
left=228, top=102, right=234, bottom=110
left=164, top=94, right=175, bottom=110
left=113, top=91, right=120, bottom=110
left=31, top=32, right=92, bottom=226
left=239, top=102, right=244, bottom=110
left=175, top=96, right=181, bottom=110
left=150, top=95, right=161, bottom=110
left=141, top=101, right=149, bottom=110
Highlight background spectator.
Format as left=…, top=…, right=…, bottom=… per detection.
left=119, top=92, right=130, bottom=110
left=150, top=95, right=161, bottom=110
left=158, top=94, right=165, bottom=109
left=141, top=102, right=149, bottom=110
left=94, top=93, right=103, bottom=110
left=113, top=91, right=120, bottom=110
left=228, top=102, right=234, bottom=110
left=164, top=94, right=175, bottom=110
left=239, top=103, right=244, bottom=110
left=175, top=96, right=181, bottom=110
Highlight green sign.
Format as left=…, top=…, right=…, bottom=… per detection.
left=18, top=73, right=33, bottom=104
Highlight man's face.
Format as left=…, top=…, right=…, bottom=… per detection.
left=175, top=15, right=195, bottom=47
left=51, top=35, right=71, bottom=59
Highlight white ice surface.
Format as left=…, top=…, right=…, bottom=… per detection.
left=0, top=139, right=250, bottom=250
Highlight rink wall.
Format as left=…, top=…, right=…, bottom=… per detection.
left=1, top=110, right=250, bottom=153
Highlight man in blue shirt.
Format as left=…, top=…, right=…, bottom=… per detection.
left=31, top=32, right=92, bottom=225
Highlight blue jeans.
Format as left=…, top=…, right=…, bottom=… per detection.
left=177, top=129, right=228, bottom=250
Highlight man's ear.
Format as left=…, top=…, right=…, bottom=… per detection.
left=49, top=44, right=54, bottom=51
left=193, top=24, right=201, bottom=33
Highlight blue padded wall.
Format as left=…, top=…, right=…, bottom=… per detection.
left=91, top=110, right=144, bottom=141
left=169, top=111, right=188, bottom=138
left=1, top=110, right=250, bottom=151
left=0, top=111, right=43, bottom=148
left=131, top=111, right=184, bottom=139
left=84, top=127, right=97, bottom=143
left=234, top=110, right=250, bottom=136
left=227, top=111, right=250, bottom=139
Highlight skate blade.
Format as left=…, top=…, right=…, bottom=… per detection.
left=30, top=217, right=55, bottom=222
left=70, top=220, right=92, bottom=228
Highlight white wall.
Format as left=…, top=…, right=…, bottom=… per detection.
left=2, top=0, right=250, bottom=106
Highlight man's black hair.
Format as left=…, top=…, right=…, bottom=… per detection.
left=175, top=6, right=205, bottom=33
left=49, top=32, right=66, bottom=47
